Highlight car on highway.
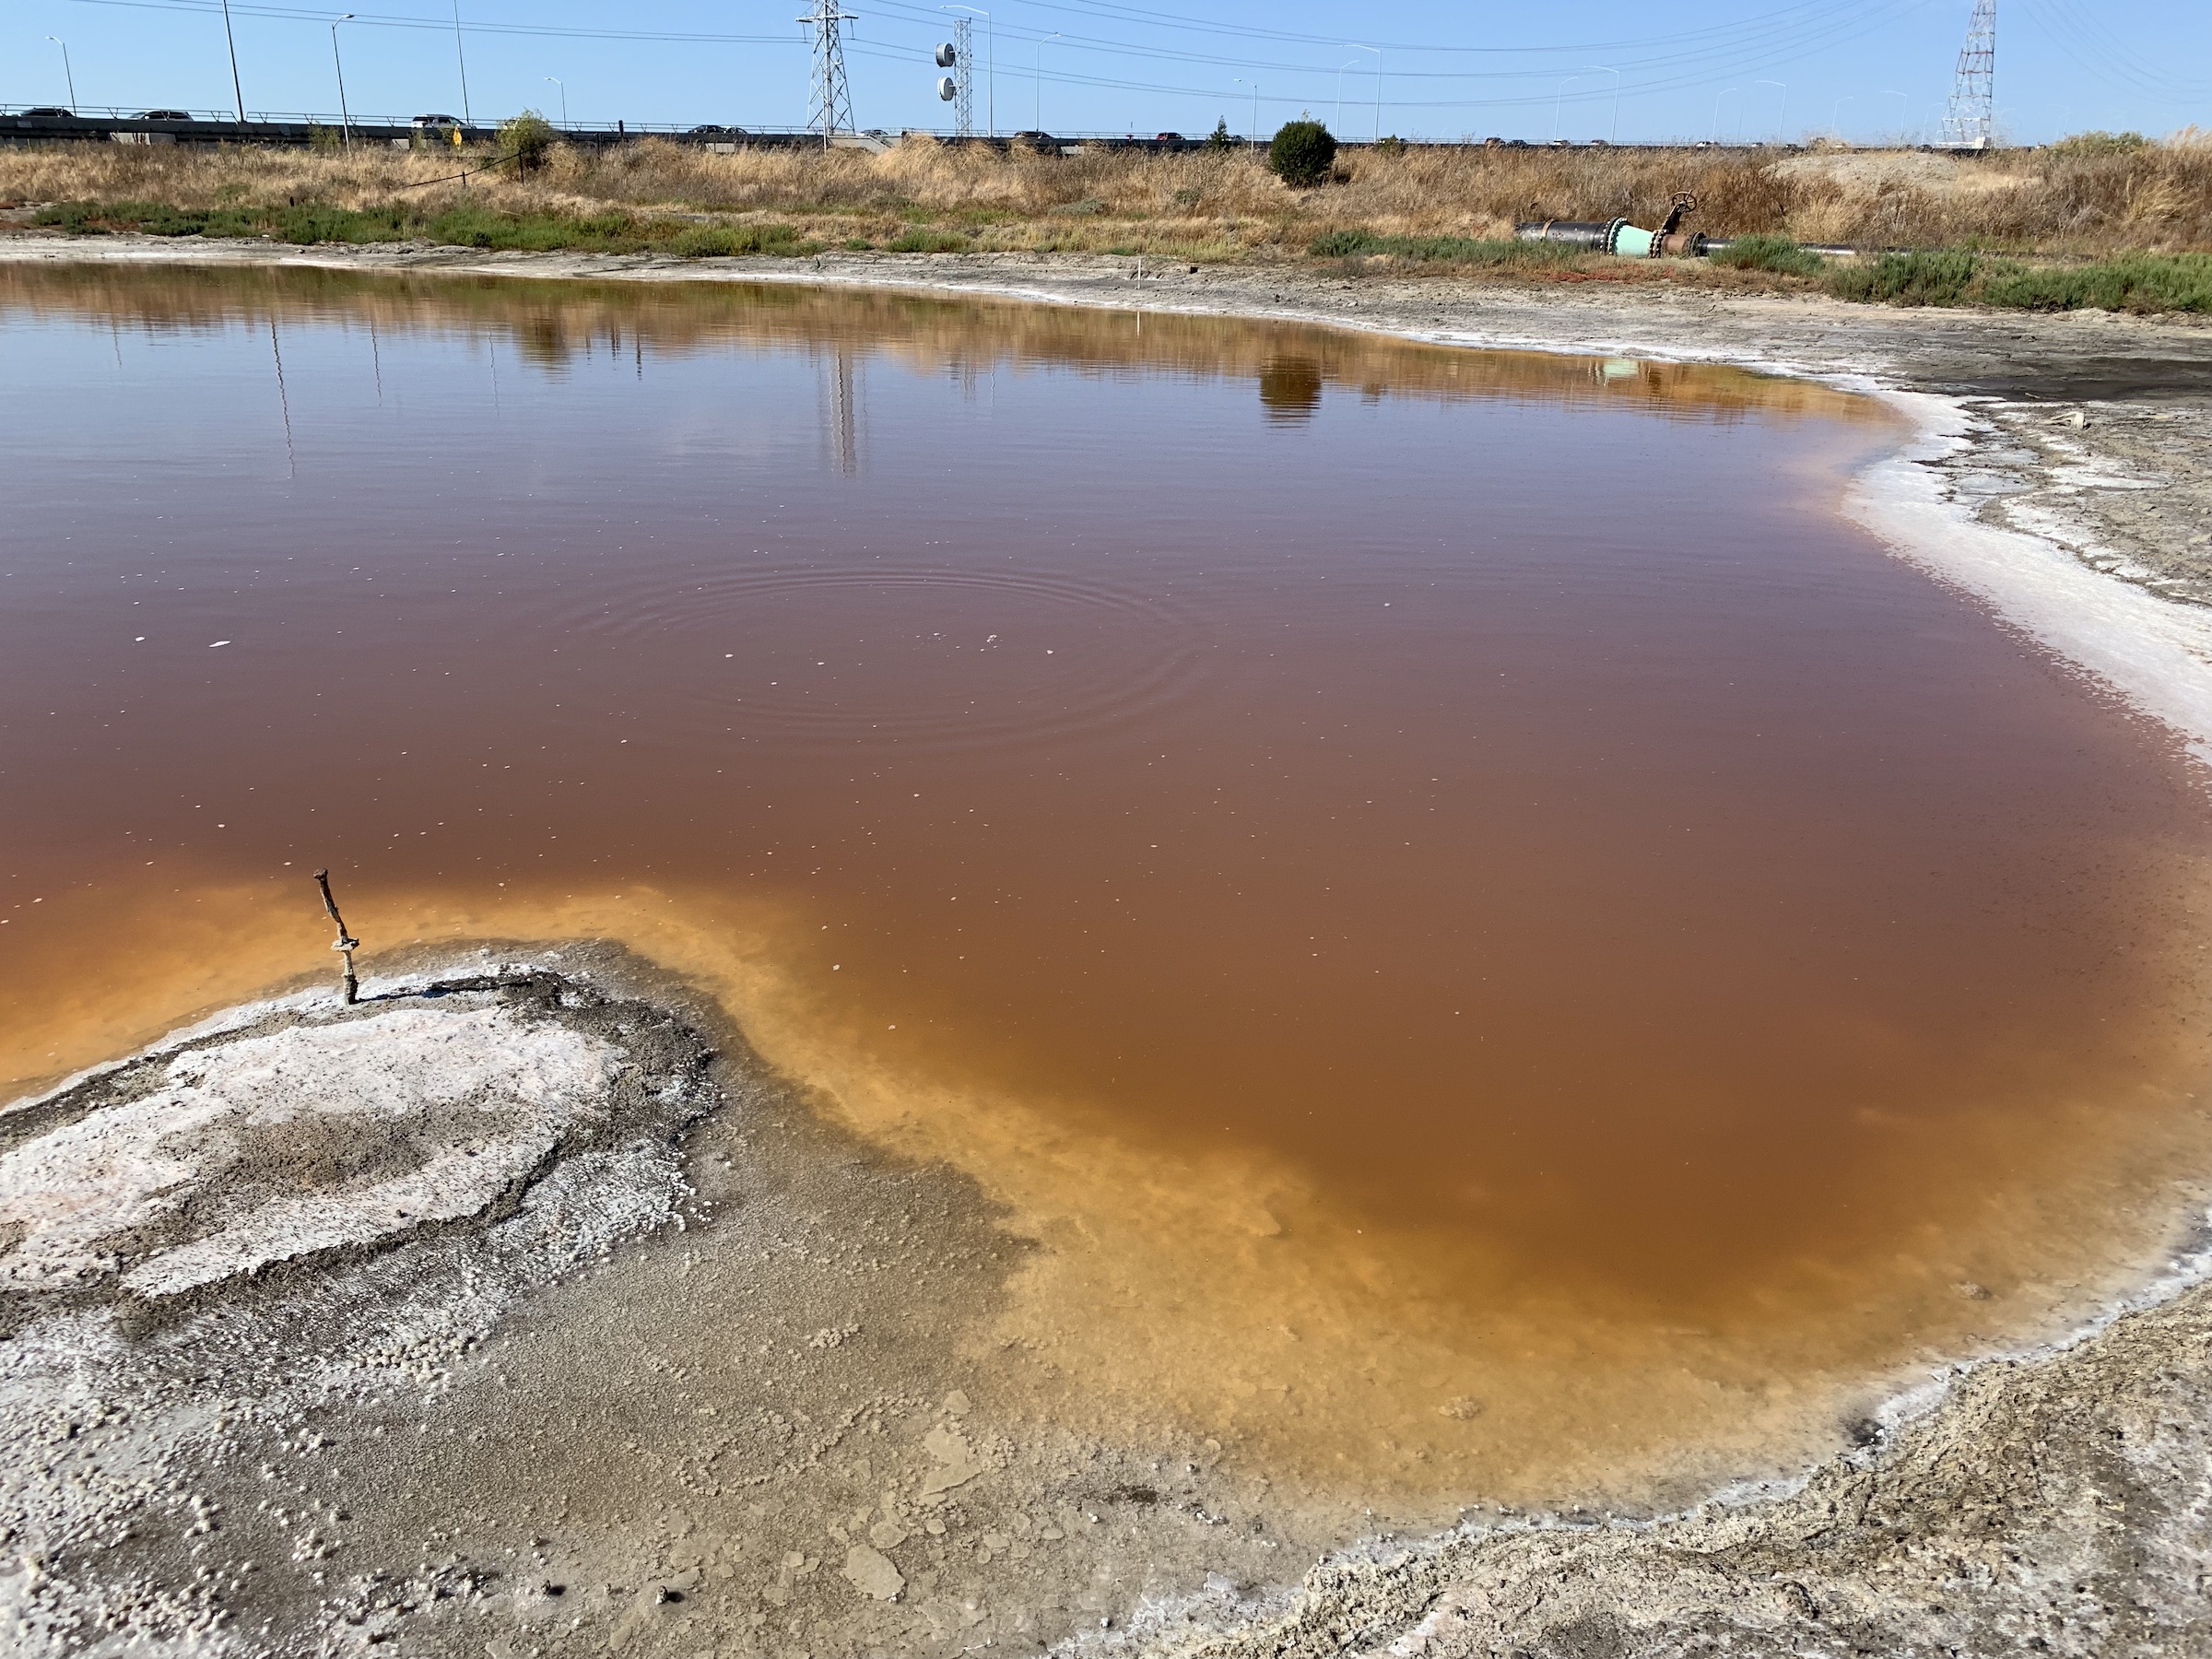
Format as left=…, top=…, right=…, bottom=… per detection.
left=135, top=110, right=194, bottom=122
left=411, top=113, right=462, bottom=131
left=1155, top=132, right=1184, bottom=142
left=22, top=108, right=75, bottom=119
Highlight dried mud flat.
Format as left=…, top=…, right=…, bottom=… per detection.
left=0, top=948, right=1345, bottom=1659
left=7, top=238, right=2212, bottom=1657
left=5, top=954, right=2211, bottom=1659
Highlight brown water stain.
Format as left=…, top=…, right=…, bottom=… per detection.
left=4, top=265, right=2211, bottom=1512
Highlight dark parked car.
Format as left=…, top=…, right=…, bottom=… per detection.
left=136, top=110, right=194, bottom=122
left=22, top=108, right=75, bottom=119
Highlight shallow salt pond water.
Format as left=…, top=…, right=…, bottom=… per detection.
left=5, top=265, right=2212, bottom=1512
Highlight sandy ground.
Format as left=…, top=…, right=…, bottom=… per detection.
left=6, top=236, right=2212, bottom=1657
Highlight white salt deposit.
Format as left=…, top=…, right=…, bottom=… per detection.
left=1850, top=390, right=2212, bottom=764
left=0, top=1006, right=619, bottom=1299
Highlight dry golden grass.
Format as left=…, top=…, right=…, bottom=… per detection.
left=3, top=130, right=2207, bottom=257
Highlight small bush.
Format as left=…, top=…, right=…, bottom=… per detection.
left=498, top=111, right=557, bottom=175
left=1268, top=120, right=1337, bottom=188
left=2049, top=130, right=2149, bottom=158
left=1204, top=118, right=1235, bottom=154
left=1826, top=250, right=1987, bottom=306
left=1711, top=233, right=1826, bottom=277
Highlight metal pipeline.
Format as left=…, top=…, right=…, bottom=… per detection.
left=1516, top=192, right=1708, bottom=257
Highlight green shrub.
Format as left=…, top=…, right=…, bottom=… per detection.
left=1711, top=233, right=1826, bottom=277
left=1205, top=118, right=1235, bottom=154
left=497, top=110, right=556, bottom=175
left=1980, top=253, right=2212, bottom=314
left=1268, top=119, right=1337, bottom=188
left=2049, top=130, right=2149, bottom=158
left=1826, top=250, right=1987, bottom=306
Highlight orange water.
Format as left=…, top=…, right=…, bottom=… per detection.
left=5, top=266, right=2210, bottom=1507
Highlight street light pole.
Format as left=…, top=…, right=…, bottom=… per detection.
left=1712, top=86, right=1739, bottom=143
left=451, top=0, right=473, bottom=126
left=1879, top=88, right=1908, bottom=141
left=1032, top=31, right=1059, bottom=132
left=1585, top=65, right=1621, bottom=143
left=1831, top=94, right=1855, bottom=138
left=331, top=16, right=356, bottom=150
left=547, top=76, right=567, bottom=127
left=1233, top=77, right=1258, bottom=150
left=45, top=39, right=77, bottom=112
left=1756, top=79, right=1786, bottom=143
left=43, top=38, right=78, bottom=111
left=1553, top=76, right=1580, bottom=143
left=1347, top=44, right=1380, bottom=143
left=218, top=0, right=247, bottom=122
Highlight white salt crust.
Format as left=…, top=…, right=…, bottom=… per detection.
left=0, top=1006, right=618, bottom=1298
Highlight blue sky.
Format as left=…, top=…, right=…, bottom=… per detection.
left=6, top=0, right=2207, bottom=144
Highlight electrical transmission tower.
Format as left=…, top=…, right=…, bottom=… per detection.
left=950, top=17, right=974, bottom=139
left=801, top=0, right=856, bottom=145
left=1941, top=0, right=1994, bottom=150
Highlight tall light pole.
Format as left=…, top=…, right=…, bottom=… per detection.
left=546, top=76, right=568, bottom=127
left=1756, top=78, right=1786, bottom=143
left=1335, top=58, right=1361, bottom=132
left=451, top=0, right=473, bottom=126
left=330, top=16, right=355, bottom=150
left=219, top=0, right=247, bottom=122
left=946, top=6, right=991, bottom=137
left=44, top=38, right=76, bottom=112
left=1552, top=75, right=1581, bottom=143
left=1233, top=77, right=1258, bottom=150
left=1585, top=65, right=1621, bottom=143
left=1033, top=30, right=1058, bottom=131
left=1879, top=88, right=1909, bottom=141
left=1831, top=93, right=1855, bottom=138
left=1712, top=86, right=1739, bottom=143
left=1347, top=43, right=1380, bottom=143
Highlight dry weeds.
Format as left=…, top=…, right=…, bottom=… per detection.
left=3, top=130, right=2207, bottom=257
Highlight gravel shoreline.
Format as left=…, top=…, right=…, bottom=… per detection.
left=6, top=237, right=2212, bottom=1656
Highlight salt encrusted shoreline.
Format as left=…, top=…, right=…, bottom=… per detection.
left=5, top=241, right=2212, bottom=1655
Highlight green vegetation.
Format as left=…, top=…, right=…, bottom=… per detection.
left=1821, top=248, right=2212, bottom=313
left=1710, top=233, right=1827, bottom=276
left=496, top=111, right=556, bottom=175
left=1825, top=249, right=1990, bottom=306
left=1205, top=118, right=1236, bottom=154
left=1267, top=119, right=1338, bottom=189
left=1979, top=252, right=2212, bottom=313
left=884, top=228, right=972, bottom=253
left=1307, top=228, right=1582, bottom=267
left=2049, top=130, right=2150, bottom=158
left=29, top=198, right=819, bottom=258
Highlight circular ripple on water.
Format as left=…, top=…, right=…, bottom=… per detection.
left=565, top=562, right=1215, bottom=756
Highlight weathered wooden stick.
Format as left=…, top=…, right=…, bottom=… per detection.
left=312, top=868, right=361, bottom=1006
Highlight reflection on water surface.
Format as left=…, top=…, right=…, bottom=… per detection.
left=4, top=265, right=2210, bottom=1512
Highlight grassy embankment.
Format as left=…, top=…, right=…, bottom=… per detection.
left=4, top=129, right=2209, bottom=312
